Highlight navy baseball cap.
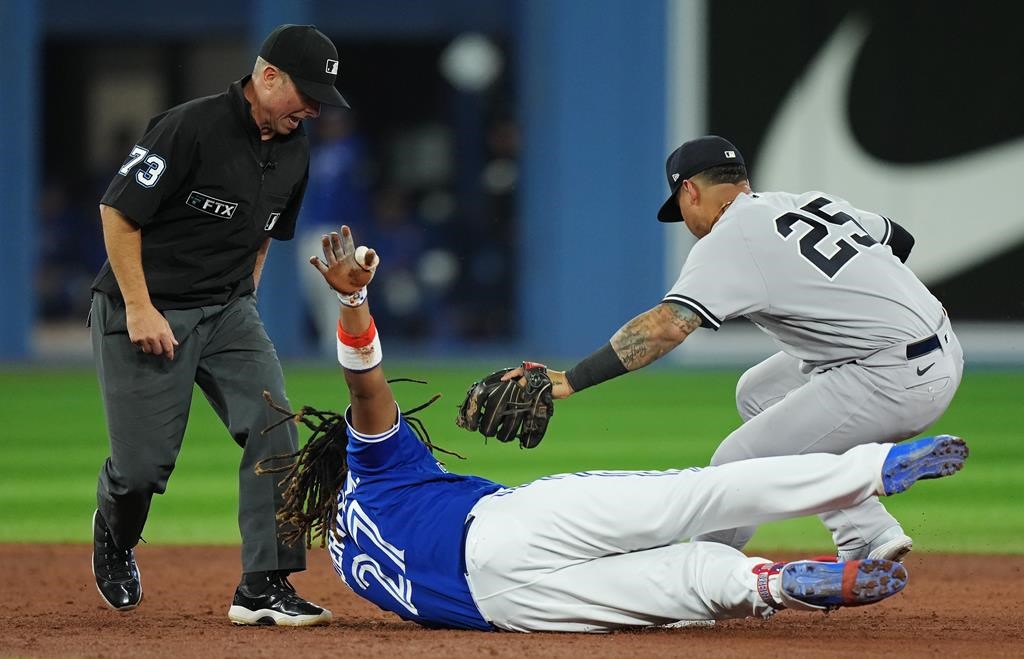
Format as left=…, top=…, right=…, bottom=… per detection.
left=657, top=135, right=745, bottom=222
left=259, top=24, right=350, bottom=108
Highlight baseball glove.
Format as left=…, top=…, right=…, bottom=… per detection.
left=455, top=362, right=554, bottom=448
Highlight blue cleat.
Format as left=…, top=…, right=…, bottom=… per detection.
left=881, top=434, right=969, bottom=496
left=781, top=559, right=908, bottom=610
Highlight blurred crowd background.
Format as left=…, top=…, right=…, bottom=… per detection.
left=3, top=0, right=1022, bottom=364
left=33, top=24, right=520, bottom=354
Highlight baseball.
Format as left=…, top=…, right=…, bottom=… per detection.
left=355, top=245, right=371, bottom=268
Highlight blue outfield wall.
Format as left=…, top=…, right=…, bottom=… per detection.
left=0, top=0, right=39, bottom=360
left=517, top=0, right=668, bottom=359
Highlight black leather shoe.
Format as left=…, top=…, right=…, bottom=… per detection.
left=92, top=510, right=142, bottom=610
left=228, top=571, right=332, bottom=626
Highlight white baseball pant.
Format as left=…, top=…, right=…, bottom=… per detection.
left=696, top=314, right=963, bottom=553
left=464, top=442, right=891, bottom=632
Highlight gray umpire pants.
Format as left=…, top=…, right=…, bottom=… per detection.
left=90, top=291, right=304, bottom=575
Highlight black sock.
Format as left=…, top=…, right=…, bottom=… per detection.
left=241, top=571, right=271, bottom=594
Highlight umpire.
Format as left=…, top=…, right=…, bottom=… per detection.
left=89, top=25, right=348, bottom=626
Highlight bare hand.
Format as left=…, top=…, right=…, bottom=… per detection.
left=126, top=303, right=178, bottom=360
left=501, top=365, right=575, bottom=399
left=308, top=224, right=378, bottom=295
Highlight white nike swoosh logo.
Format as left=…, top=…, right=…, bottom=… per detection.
left=755, top=16, right=1024, bottom=282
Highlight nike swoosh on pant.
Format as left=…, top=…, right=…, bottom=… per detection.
left=754, top=15, right=1024, bottom=284
left=916, top=363, right=936, bottom=376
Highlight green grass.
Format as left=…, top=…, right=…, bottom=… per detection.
left=1, top=365, right=1021, bottom=554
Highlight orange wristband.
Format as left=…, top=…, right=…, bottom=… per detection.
left=336, top=316, right=382, bottom=371
left=337, top=316, right=377, bottom=347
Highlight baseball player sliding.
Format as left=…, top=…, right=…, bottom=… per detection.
left=256, top=224, right=967, bottom=632
left=507, top=135, right=963, bottom=563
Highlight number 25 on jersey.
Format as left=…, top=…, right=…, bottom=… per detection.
left=773, top=196, right=877, bottom=279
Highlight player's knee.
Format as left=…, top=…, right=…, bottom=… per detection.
left=708, top=439, right=752, bottom=467
left=734, top=368, right=763, bottom=422
left=114, top=462, right=174, bottom=495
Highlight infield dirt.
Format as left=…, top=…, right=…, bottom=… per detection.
left=3, top=545, right=1021, bottom=658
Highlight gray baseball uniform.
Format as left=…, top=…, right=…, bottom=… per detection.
left=662, top=191, right=963, bottom=554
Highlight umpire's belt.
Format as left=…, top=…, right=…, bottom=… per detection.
left=906, top=334, right=941, bottom=360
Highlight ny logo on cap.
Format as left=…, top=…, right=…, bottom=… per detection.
left=671, top=173, right=680, bottom=182
left=724, top=150, right=736, bottom=158
left=326, top=59, right=339, bottom=75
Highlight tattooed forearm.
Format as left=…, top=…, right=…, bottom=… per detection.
left=610, top=303, right=702, bottom=370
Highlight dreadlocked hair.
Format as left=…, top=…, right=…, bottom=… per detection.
left=255, top=383, right=464, bottom=550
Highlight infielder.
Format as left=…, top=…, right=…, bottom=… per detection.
left=513, top=135, right=963, bottom=562
left=89, top=25, right=348, bottom=624
left=253, top=224, right=968, bottom=633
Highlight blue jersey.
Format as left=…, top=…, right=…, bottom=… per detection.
left=327, top=405, right=503, bottom=630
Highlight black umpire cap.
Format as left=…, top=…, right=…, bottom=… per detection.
left=259, top=24, right=350, bottom=108
left=657, top=135, right=745, bottom=222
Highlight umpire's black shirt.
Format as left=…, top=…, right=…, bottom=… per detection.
left=92, top=75, right=309, bottom=310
